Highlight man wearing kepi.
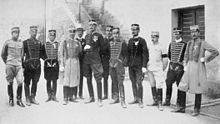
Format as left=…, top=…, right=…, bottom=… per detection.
left=83, top=20, right=104, bottom=107
left=163, top=28, right=187, bottom=106
left=60, top=26, right=82, bottom=105
left=100, top=25, right=113, bottom=100
left=75, top=26, right=86, bottom=99
left=147, top=31, right=168, bottom=111
left=43, top=30, right=59, bottom=102
left=23, top=26, right=44, bottom=106
left=109, top=27, right=128, bottom=108
left=1, top=27, right=25, bottom=107
left=175, top=25, right=219, bottom=116
left=128, top=24, right=149, bottom=108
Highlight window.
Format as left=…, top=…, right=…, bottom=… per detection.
left=178, top=6, right=205, bottom=41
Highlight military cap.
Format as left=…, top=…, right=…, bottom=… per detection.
left=190, top=25, right=199, bottom=31
left=151, top=31, right=159, bottom=36
left=89, top=19, right=97, bottom=25
left=48, top=30, right=56, bottom=36
left=30, top=26, right=38, bottom=31
left=76, top=25, right=85, bottom=31
left=173, top=27, right=182, bottom=34
left=131, top=24, right=140, bottom=30
left=68, top=26, right=76, bottom=33
left=11, top=27, right=20, bottom=33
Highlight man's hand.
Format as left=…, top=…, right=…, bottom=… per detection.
left=84, top=45, right=91, bottom=50
left=60, top=66, right=65, bottom=72
left=142, top=67, right=148, bottom=73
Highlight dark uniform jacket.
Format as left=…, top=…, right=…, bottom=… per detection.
left=100, top=37, right=112, bottom=66
left=84, top=32, right=104, bottom=64
left=127, top=37, right=149, bottom=67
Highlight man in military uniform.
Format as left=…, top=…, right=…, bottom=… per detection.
left=75, top=26, right=86, bottom=99
left=43, top=30, right=59, bottom=102
left=1, top=27, right=25, bottom=107
left=23, top=26, right=44, bottom=106
left=83, top=20, right=104, bottom=107
left=127, top=24, right=149, bottom=108
left=100, top=25, right=113, bottom=100
left=163, top=28, right=187, bottom=106
left=109, top=27, right=128, bottom=108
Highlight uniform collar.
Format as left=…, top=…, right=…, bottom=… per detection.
left=175, top=38, right=182, bottom=43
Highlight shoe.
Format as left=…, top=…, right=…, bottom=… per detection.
left=109, top=99, right=120, bottom=104
left=31, top=97, right=39, bottom=105
left=63, top=99, right=68, bottom=105
left=85, top=97, right=95, bottom=104
left=191, top=109, right=200, bottom=116
left=45, top=96, right=52, bottom=102
left=158, top=103, right=163, bottom=111
left=97, top=99, right=103, bottom=107
left=121, top=101, right=127, bottom=108
left=129, top=100, right=138, bottom=104
left=171, top=107, right=185, bottom=113
left=52, top=96, right=59, bottom=102
left=26, top=98, right=31, bottom=106
left=17, top=99, right=25, bottom=107
left=163, top=101, right=171, bottom=106
left=78, top=96, right=84, bottom=100
left=138, top=101, right=144, bottom=108
left=102, top=96, right=108, bottom=100
left=69, top=97, right=78, bottom=103
left=9, top=99, right=14, bottom=107
left=147, top=100, right=158, bottom=106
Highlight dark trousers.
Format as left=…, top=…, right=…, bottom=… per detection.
left=110, top=63, right=125, bottom=101
left=46, top=79, right=57, bottom=97
left=24, top=67, right=41, bottom=98
left=83, top=63, right=103, bottom=100
left=129, top=66, right=143, bottom=102
left=165, top=63, right=184, bottom=103
left=77, top=59, right=84, bottom=97
left=103, top=65, right=109, bottom=98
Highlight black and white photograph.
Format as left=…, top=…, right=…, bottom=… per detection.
left=0, top=0, right=220, bottom=124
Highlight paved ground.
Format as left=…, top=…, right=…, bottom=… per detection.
left=0, top=65, right=219, bottom=124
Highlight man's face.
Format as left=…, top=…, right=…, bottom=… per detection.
left=105, top=27, right=112, bottom=38
left=29, top=29, right=38, bottom=38
left=49, top=35, right=56, bottom=42
left=174, top=32, right=181, bottom=40
left=77, top=30, right=84, bottom=38
left=69, top=30, right=76, bottom=39
left=12, top=31, right=19, bottom=40
left=113, top=29, right=120, bottom=40
left=131, top=26, right=139, bottom=36
left=151, top=35, right=159, bottom=43
left=191, top=30, right=199, bottom=39
left=89, top=24, right=96, bottom=32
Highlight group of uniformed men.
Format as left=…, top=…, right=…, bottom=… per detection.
left=1, top=19, right=219, bottom=117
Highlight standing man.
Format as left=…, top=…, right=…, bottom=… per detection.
left=163, top=28, right=187, bottom=106
left=23, top=26, right=44, bottom=106
left=75, top=26, right=86, bottom=99
left=83, top=20, right=104, bottom=107
left=100, top=25, right=113, bottom=100
left=109, top=27, right=128, bottom=108
left=147, top=31, right=168, bottom=111
left=174, top=25, right=219, bottom=116
left=60, top=27, right=82, bottom=105
left=127, top=24, right=149, bottom=108
left=43, top=30, right=59, bottom=102
left=1, top=27, right=25, bottom=107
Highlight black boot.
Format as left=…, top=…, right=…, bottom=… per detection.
left=192, top=94, right=201, bottom=116
left=24, top=84, right=31, bottom=106
left=129, top=82, right=138, bottom=104
left=157, top=88, right=163, bottom=111
left=97, top=82, right=103, bottom=107
left=172, top=90, right=186, bottom=113
left=103, top=77, right=108, bottom=100
left=63, top=86, right=68, bottom=105
left=86, top=77, right=94, bottom=99
left=51, top=80, right=58, bottom=102
left=46, top=80, right=52, bottom=102
left=163, top=86, right=172, bottom=106
left=69, top=87, right=78, bottom=103
left=147, top=87, right=158, bottom=106
left=119, top=84, right=126, bottom=108
left=8, top=83, right=14, bottom=106
left=138, top=85, right=144, bottom=108
left=16, top=85, right=25, bottom=107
